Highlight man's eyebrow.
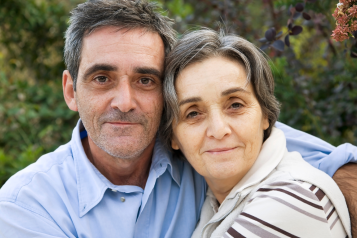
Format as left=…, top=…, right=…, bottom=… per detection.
left=178, top=97, right=202, bottom=107
left=134, top=67, right=162, bottom=79
left=83, top=64, right=118, bottom=80
left=221, top=87, right=251, bottom=96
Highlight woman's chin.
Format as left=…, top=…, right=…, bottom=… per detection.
left=204, top=160, right=246, bottom=181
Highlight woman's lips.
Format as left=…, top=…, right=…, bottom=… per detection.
left=205, top=147, right=237, bottom=154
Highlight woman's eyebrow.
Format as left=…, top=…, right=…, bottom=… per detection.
left=221, top=87, right=251, bottom=96
left=179, top=97, right=202, bottom=106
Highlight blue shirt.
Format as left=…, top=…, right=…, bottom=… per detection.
left=0, top=120, right=206, bottom=238
left=275, top=122, right=357, bottom=177
left=0, top=120, right=356, bottom=237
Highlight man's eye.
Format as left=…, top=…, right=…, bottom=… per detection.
left=139, top=77, right=152, bottom=85
left=231, top=102, right=243, bottom=109
left=187, top=111, right=199, bottom=118
left=94, top=76, right=108, bottom=83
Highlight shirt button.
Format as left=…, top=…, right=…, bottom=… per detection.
left=111, top=189, right=117, bottom=192
left=121, top=197, right=126, bottom=202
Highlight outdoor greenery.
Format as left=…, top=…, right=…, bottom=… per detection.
left=0, top=0, right=356, bottom=187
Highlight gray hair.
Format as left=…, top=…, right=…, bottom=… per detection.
left=64, top=0, right=176, bottom=90
left=161, top=28, right=280, bottom=150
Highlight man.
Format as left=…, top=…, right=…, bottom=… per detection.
left=0, top=1, right=356, bottom=237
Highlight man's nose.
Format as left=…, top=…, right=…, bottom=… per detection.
left=206, top=111, right=231, bottom=140
left=111, top=78, right=137, bottom=113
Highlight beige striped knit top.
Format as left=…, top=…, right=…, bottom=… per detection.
left=192, top=128, right=351, bottom=238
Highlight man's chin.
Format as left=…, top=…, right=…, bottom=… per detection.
left=95, top=137, right=151, bottom=160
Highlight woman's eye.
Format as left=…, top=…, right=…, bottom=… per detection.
left=94, top=76, right=108, bottom=83
left=140, top=77, right=152, bottom=85
left=187, top=111, right=199, bottom=118
left=231, top=102, right=243, bottom=109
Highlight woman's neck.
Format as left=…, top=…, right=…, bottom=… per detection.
left=205, top=173, right=244, bottom=204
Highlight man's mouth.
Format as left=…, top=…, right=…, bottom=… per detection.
left=106, top=122, right=140, bottom=126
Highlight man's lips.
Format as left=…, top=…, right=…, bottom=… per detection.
left=106, top=122, right=139, bottom=126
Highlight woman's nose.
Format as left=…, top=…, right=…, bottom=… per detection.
left=111, top=79, right=137, bottom=113
left=206, top=111, right=231, bottom=140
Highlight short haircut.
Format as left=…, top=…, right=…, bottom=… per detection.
left=161, top=28, right=280, bottom=150
left=64, top=0, right=176, bottom=90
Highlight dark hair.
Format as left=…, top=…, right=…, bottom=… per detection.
left=64, top=0, right=176, bottom=90
left=161, top=28, right=280, bottom=150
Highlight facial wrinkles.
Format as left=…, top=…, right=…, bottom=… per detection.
left=80, top=103, right=151, bottom=159
left=74, top=27, right=164, bottom=163
left=102, top=43, right=158, bottom=56
left=98, top=93, right=160, bottom=158
left=201, top=96, right=261, bottom=161
left=172, top=56, right=270, bottom=190
left=81, top=52, right=157, bottom=77
left=241, top=107, right=264, bottom=158
left=88, top=31, right=160, bottom=58
left=81, top=29, right=164, bottom=74
left=98, top=108, right=148, bottom=129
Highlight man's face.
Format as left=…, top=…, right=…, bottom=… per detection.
left=73, top=27, right=165, bottom=160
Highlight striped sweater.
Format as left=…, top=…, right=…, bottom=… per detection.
left=224, top=180, right=346, bottom=238
left=191, top=128, right=351, bottom=238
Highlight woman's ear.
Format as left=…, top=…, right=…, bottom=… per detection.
left=171, top=136, right=180, bottom=150
left=262, top=114, right=270, bottom=131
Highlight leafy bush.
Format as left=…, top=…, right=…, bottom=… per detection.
left=0, top=0, right=80, bottom=186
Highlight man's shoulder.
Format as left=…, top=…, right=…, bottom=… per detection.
left=0, top=142, right=75, bottom=203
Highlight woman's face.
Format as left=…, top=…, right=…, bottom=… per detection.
left=171, top=56, right=269, bottom=183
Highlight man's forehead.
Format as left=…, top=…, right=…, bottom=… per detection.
left=82, top=26, right=164, bottom=53
left=78, top=26, right=165, bottom=73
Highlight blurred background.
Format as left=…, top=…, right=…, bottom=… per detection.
left=0, top=0, right=356, bottom=187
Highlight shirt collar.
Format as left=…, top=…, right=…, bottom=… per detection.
left=223, top=127, right=287, bottom=201
left=150, top=136, right=181, bottom=187
left=70, top=119, right=180, bottom=217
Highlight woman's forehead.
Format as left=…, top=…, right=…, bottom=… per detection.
left=175, top=56, right=252, bottom=98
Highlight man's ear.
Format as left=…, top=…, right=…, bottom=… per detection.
left=63, top=70, right=78, bottom=112
left=171, top=136, right=180, bottom=150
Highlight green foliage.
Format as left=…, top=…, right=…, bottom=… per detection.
left=0, top=71, right=77, bottom=152
left=0, top=147, right=43, bottom=184
left=166, top=0, right=193, bottom=18
left=0, top=0, right=80, bottom=187
left=0, top=0, right=356, bottom=187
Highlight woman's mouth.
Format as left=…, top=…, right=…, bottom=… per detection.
left=205, top=147, right=237, bottom=154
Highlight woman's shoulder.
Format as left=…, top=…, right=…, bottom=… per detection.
left=272, top=148, right=350, bottom=223
left=251, top=180, right=341, bottom=223
left=224, top=180, right=348, bottom=238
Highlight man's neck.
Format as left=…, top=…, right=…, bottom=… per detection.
left=82, top=136, right=154, bottom=189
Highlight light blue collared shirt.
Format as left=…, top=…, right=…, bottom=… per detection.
left=0, top=120, right=206, bottom=238
left=275, top=122, right=357, bottom=176
left=0, top=120, right=356, bottom=237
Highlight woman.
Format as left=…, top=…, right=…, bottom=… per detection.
left=161, top=29, right=351, bottom=238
